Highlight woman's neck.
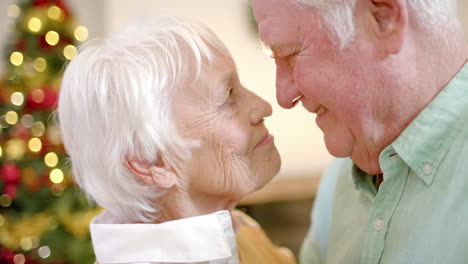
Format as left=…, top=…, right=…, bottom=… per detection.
left=153, top=189, right=240, bottom=223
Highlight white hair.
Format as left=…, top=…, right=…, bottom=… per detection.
left=58, top=13, right=231, bottom=223
left=293, top=0, right=462, bottom=49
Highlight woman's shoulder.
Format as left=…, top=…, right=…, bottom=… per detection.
left=233, top=210, right=297, bottom=264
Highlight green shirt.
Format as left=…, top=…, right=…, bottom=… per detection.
left=300, top=62, right=468, bottom=264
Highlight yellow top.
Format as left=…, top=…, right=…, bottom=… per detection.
left=235, top=211, right=297, bottom=264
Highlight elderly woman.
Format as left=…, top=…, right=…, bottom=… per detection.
left=58, top=14, right=295, bottom=264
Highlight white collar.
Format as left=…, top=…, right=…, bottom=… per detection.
left=90, top=210, right=239, bottom=264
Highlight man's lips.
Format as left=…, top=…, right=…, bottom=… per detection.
left=303, top=102, right=328, bottom=117
left=316, top=105, right=327, bottom=116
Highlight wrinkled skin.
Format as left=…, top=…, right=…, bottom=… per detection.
left=252, top=0, right=468, bottom=174
left=162, top=54, right=281, bottom=219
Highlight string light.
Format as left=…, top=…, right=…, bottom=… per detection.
left=5, top=139, right=26, bottom=160
left=28, top=138, right=42, bottom=152
left=47, top=126, right=62, bottom=145
left=0, top=194, right=12, bottom=207
left=45, top=31, right=60, bottom=46
left=32, top=122, right=46, bottom=136
left=50, top=169, right=64, bottom=184
left=48, top=6, right=62, bottom=20
left=44, top=152, right=59, bottom=167
left=74, top=26, right=88, bottom=41
left=20, top=237, right=33, bottom=251
left=0, top=146, right=2, bottom=158
left=13, top=254, right=26, bottom=264
left=21, top=114, right=34, bottom=128
left=11, top=92, right=24, bottom=106
left=31, top=89, right=45, bottom=103
left=33, top=57, right=47, bottom=72
left=28, top=17, right=42, bottom=33
left=38, top=246, right=51, bottom=258
left=7, top=5, right=20, bottom=18
left=63, top=45, right=77, bottom=60
left=5, top=111, right=19, bottom=125
left=10, top=51, right=23, bottom=66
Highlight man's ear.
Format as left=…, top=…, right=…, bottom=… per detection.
left=365, top=0, right=408, bottom=55
left=125, top=156, right=178, bottom=189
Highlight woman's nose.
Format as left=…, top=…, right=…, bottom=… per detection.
left=249, top=91, right=273, bottom=125
left=276, top=66, right=302, bottom=109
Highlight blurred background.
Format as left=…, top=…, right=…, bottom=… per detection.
left=0, top=0, right=467, bottom=263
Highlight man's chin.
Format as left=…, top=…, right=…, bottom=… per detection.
left=324, top=139, right=353, bottom=158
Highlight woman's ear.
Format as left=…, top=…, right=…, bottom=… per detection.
left=363, top=0, right=408, bottom=55
left=125, top=156, right=178, bottom=189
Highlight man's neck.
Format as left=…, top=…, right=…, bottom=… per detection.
left=354, top=41, right=468, bottom=175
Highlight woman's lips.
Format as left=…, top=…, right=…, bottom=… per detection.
left=255, top=133, right=274, bottom=149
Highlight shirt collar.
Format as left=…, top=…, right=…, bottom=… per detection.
left=90, top=210, right=239, bottom=263
left=391, top=62, right=468, bottom=185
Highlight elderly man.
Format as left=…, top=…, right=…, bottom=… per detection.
left=252, top=0, right=468, bottom=263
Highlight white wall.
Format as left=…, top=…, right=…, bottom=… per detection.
left=460, top=0, right=468, bottom=38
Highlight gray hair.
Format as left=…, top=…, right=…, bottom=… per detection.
left=58, top=13, right=230, bottom=223
left=293, top=0, right=462, bottom=49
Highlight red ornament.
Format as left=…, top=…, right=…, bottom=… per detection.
left=16, top=38, right=27, bottom=52
left=0, top=248, right=14, bottom=262
left=3, top=184, right=18, bottom=199
left=32, top=0, right=51, bottom=7
left=14, top=124, right=30, bottom=139
left=1, top=162, right=21, bottom=184
left=25, top=87, right=58, bottom=111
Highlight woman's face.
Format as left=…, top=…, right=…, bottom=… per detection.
left=174, top=54, right=281, bottom=201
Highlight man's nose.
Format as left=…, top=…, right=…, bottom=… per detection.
left=276, top=68, right=302, bottom=109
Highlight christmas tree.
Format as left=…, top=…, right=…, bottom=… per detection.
left=0, top=0, right=100, bottom=263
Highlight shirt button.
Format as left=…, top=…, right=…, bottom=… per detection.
left=423, top=164, right=433, bottom=175
left=373, top=219, right=385, bottom=231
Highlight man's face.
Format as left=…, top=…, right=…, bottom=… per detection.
left=252, top=0, right=394, bottom=173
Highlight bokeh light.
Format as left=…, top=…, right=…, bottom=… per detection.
left=28, top=17, right=42, bottom=32
left=11, top=92, right=24, bottom=106
left=50, top=169, right=64, bottom=184
left=5, top=139, right=26, bottom=160
left=45, top=31, right=60, bottom=46
left=31, top=89, right=45, bottom=103
left=28, top=138, right=42, bottom=152
left=38, top=246, right=51, bottom=258
left=32, top=122, right=46, bottom=136
left=47, top=6, right=62, bottom=20
left=21, top=114, right=34, bottom=128
left=33, top=57, right=47, bottom=72
left=10, top=52, right=23, bottom=66
left=45, top=152, right=59, bottom=167
left=20, top=237, right=33, bottom=251
left=0, top=194, right=12, bottom=207
left=63, top=45, right=77, bottom=60
left=74, top=26, right=88, bottom=41
left=5, top=111, right=19, bottom=125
